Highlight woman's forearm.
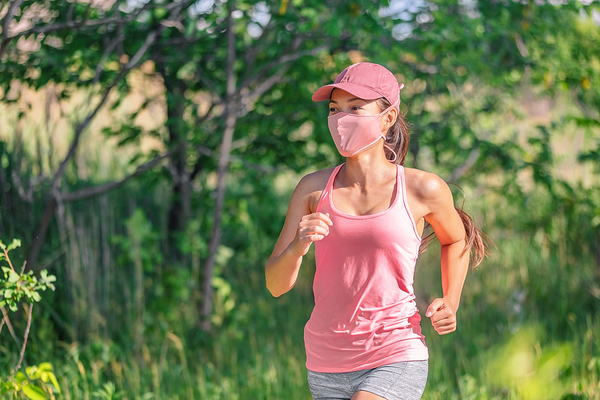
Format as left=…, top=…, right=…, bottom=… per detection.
left=440, top=238, right=469, bottom=312
left=265, top=243, right=304, bottom=297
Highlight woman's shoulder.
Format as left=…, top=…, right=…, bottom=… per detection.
left=296, top=166, right=337, bottom=192
left=293, top=166, right=338, bottom=212
left=404, top=167, right=451, bottom=203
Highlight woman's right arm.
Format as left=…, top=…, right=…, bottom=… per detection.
left=265, top=174, right=333, bottom=297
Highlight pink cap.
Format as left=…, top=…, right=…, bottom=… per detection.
left=312, top=62, right=403, bottom=108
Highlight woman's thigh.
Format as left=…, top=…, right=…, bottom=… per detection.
left=307, top=360, right=428, bottom=400
left=356, top=361, right=428, bottom=400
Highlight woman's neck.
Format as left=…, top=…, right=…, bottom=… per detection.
left=341, top=145, right=396, bottom=188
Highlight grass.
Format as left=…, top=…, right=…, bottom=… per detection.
left=2, top=223, right=598, bottom=400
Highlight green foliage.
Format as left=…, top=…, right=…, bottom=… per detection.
left=482, top=325, right=573, bottom=399
left=92, top=382, right=123, bottom=400
left=0, top=363, right=61, bottom=400
left=0, top=241, right=59, bottom=400
left=112, top=208, right=163, bottom=273
left=0, top=239, right=22, bottom=253
left=0, top=240, right=56, bottom=311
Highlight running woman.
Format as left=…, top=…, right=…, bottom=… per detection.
left=266, top=62, right=489, bottom=400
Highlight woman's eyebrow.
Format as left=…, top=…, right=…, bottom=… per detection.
left=328, top=98, right=366, bottom=104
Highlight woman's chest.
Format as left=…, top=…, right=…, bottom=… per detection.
left=331, top=184, right=396, bottom=216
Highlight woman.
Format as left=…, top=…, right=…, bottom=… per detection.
left=265, top=62, right=489, bottom=400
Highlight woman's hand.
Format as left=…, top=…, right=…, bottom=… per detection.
left=291, top=212, right=333, bottom=257
left=266, top=170, right=333, bottom=297
left=426, top=297, right=457, bottom=335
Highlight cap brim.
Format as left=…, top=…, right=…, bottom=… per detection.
left=311, top=83, right=383, bottom=102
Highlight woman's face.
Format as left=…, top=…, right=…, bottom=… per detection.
left=328, top=89, right=381, bottom=117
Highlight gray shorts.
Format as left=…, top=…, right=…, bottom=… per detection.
left=307, top=360, right=428, bottom=400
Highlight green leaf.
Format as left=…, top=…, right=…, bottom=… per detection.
left=37, top=363, right=52, bottom=372
left=6, top=239, right=21, bottom=252
left=21, top=384, right=46, bottom=400
left=39, top=270, right=57, bottom=287
left=25, top=365, right=39, bottom=378
left=15, top=372, right=27, bottom=384
left=7, top=270, right=19, bottom=283
left=47, top=372, right=60, bottom=394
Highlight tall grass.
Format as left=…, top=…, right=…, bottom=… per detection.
left=3, top=201, right=598, bottom=399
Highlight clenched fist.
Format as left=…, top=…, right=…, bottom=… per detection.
left=426, top=297, right=457, bottom=335
left=291, top=212, right=333, bottom=257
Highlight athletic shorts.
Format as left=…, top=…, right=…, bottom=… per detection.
left=307, top=360, right=428, bottom=400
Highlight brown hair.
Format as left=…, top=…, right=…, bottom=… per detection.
left=377, top=98, right=492, bottom=268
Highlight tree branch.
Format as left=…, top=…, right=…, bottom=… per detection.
left=237, top=35, right=304, bottom=91
left=238, top=40, right=327, bottom=95
left=93, top=30, right=124, bottom=84
left=10, top=170, right=46, bottom=203
left=12, top=303, right=32, bottom=376
left=49, top=69, right=127, bottom=195
left=61, top=150, right=173, bottom=203
left=0, top=0, right=24, bottom=58
left=447, top=130, right=491, bottom=183
left=448, top=146, right=481, bottom=183
left=1, top=306, right=20, bottom=348
left=239, top=65, right=290, bottom=117
left=0, top=0, right=191, bottom=59
left=194, top=145, right=280, bottom=175
left=11, top=3, right=151, bottom=38
left=572, top=90, right=600, bottom=124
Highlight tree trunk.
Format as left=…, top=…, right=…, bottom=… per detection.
left=27, top=198, right=57, bottom=272
left=163, top=76, right=191, bottom=237
left=200, top=1, right=237, bottom=332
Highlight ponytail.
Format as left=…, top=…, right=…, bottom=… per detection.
left=377, top=99, right=493, bottom=268
left=419, top=200, right=493, bottom=269
left=451, top=207, right=493, bottom=269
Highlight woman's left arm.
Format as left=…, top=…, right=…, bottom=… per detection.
left=418, top=173, right=470, bottom=335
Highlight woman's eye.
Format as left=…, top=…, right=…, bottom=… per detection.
left=329, top=107, right=338, bottom=112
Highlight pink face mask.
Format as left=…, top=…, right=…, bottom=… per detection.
left=327, top=100, right=399, bottom=161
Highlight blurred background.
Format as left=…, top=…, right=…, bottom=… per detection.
left=1, top=0, right=599, bottom=398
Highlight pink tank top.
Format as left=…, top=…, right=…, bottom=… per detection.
left=304, top=163, right=428, bottom=373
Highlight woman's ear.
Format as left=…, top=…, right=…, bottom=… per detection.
left=382, top=108, right=398, bottom=131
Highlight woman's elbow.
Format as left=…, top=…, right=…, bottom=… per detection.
left=265, top=276, right=291, bottom=298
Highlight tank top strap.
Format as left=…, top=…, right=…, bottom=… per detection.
left=316, top=164, right=344, bottom=213
left=397, top=165, right=421, bottom=240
